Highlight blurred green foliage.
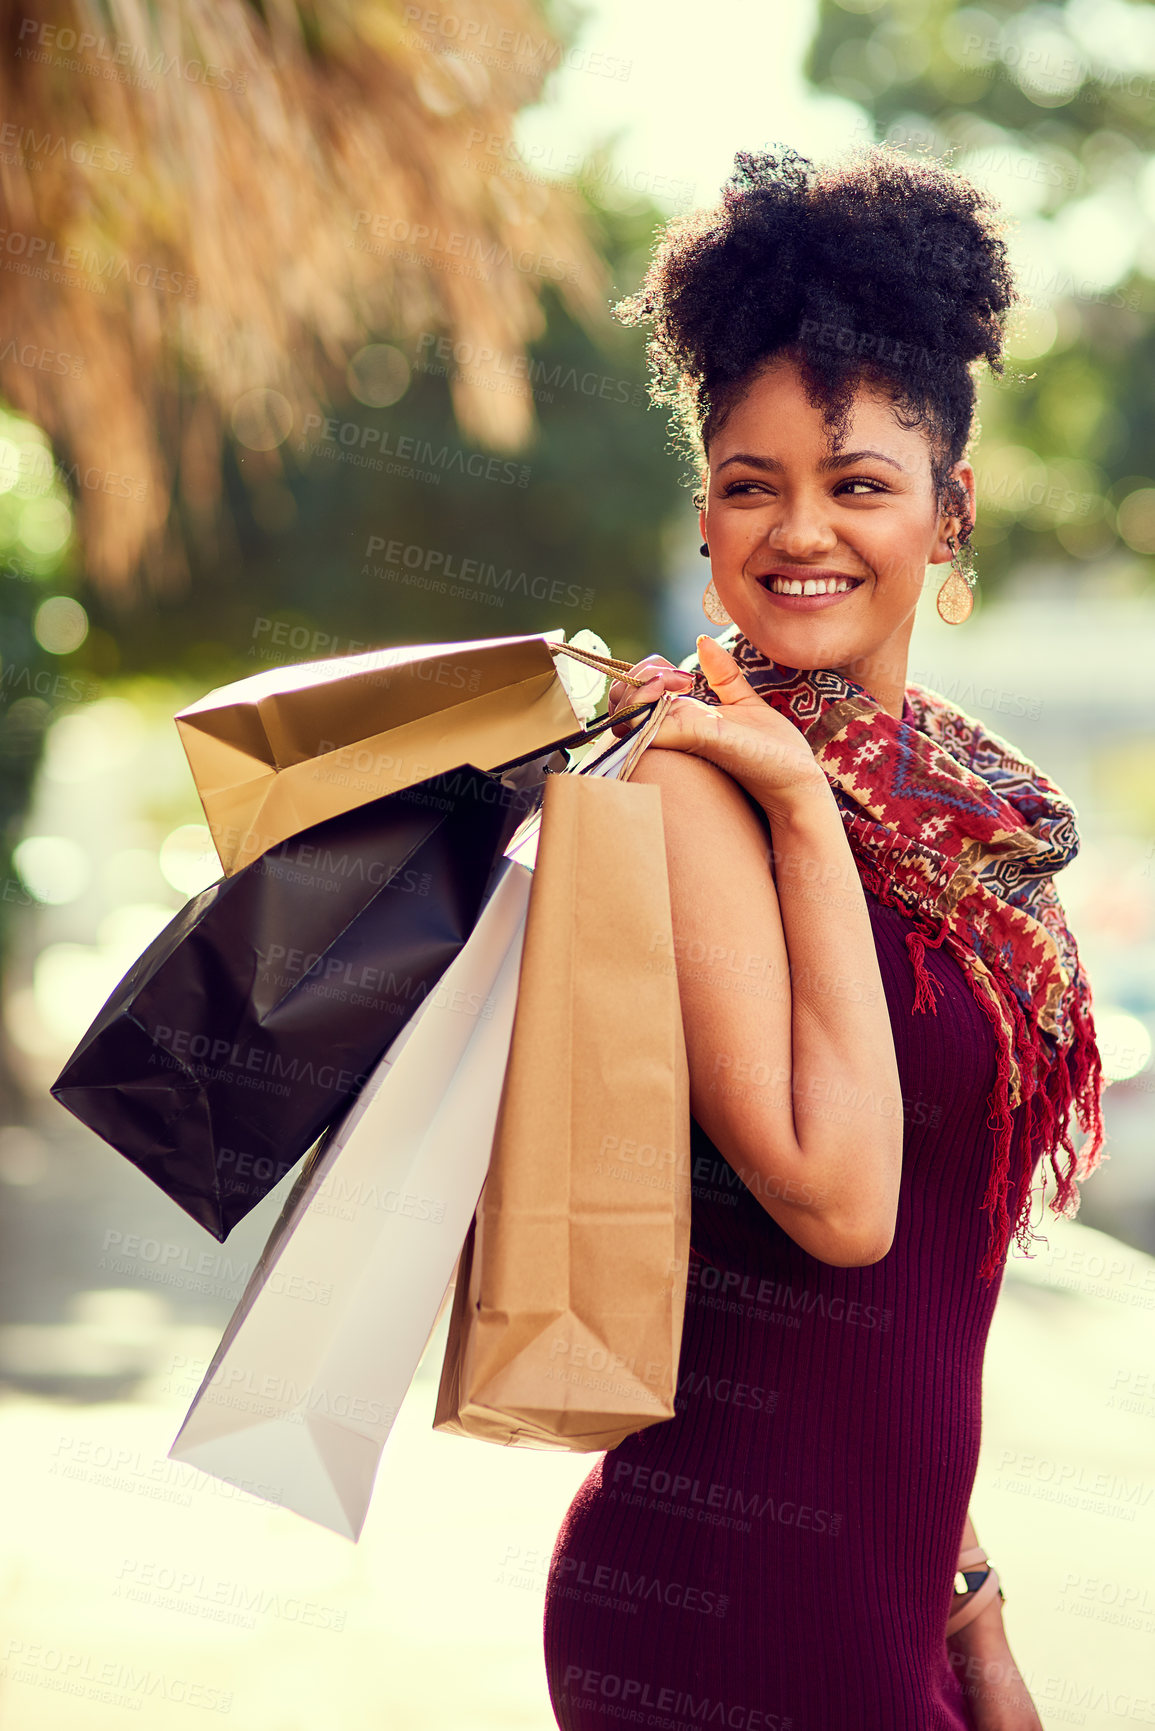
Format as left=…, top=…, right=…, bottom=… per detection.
left=808, top=0, right=1155, bottom=589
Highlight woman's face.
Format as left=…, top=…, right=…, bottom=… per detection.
left=699, top=353, right=975, bottom=711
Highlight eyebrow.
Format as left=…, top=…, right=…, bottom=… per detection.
left=716, top=448, right=907, bottom=474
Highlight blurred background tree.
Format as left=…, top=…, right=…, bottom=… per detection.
left=0, top=0, right=684, bottom=1110
left=806, top=0, right=1155, bottom=590
left=0, top=0, right=609, bottom=593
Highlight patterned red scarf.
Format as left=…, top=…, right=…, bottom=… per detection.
left=681, top=626, right=1106, bottom=1283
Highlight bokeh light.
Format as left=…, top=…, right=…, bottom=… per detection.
left=346, top=344, right=412, bottom=408
left=42, top=701, right=145, bottom=782
left=12, top=835, right=91, bottom=905
left=29, top=904, right=176, bottom=1047
left=19, top=497, right=73, bottom=557
left=1050, top=187, right=1139, bottom=291
left=1115, top=488, right=1155, bottom=555
left=33, top=596, right=89, bottom=655
left=159, top=824, right=220, bottom=896
left=230, top=388, right=293, bottom=451
left=1093, top=1008, right=1154, bottom=1083
left=1005, top=304, right=1059, bottom=360
left=0, top=437, right=23, bottom=494
left=0, top=407, right=74, bottom=576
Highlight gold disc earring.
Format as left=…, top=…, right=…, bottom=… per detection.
left=701, top=575, right=732, bottom=626
left=936, top=536, right=977, bottom=625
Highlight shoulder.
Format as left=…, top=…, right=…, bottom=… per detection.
left=627, top=744, right=723, bottom=789
left=626, top=744, right=764, bottom=823
left=624, top=748, right=775, bottom=886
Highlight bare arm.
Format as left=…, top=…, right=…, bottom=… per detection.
left=629, top=744, right=902, bottom=1266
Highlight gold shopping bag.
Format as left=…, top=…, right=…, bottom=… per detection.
left=176, top=630, right=588, bottom=874
left=434, top=698, right=691, bottom=1451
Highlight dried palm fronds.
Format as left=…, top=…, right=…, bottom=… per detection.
left=0, top=0, right=607, bottom=593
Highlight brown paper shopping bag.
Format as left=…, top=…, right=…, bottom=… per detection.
left=175, top=630, right=586, bottom=874
left=434, top=719, right=691, bottom=1452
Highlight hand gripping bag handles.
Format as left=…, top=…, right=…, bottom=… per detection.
left=434, top=690, right=693, bottom=1451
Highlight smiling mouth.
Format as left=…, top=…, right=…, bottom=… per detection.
left=757, top=574, right=865, bottom=596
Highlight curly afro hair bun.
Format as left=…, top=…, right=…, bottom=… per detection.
left=615, top=142, right=1019, bottom=529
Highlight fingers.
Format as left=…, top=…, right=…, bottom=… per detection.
left=695, top=634, right=758, bottom=706
left=609, top=664, right=692, bottom=713
left=638, top=692, right=729, bottom=764
left=609, top=675, right=665, bottom=735
left=607, top=658, right=694, bottom=731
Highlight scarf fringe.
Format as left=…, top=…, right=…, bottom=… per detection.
left=956, top=941, right=1107, bottom=1285
left=1043, top=992, right=1107, bottom=1220
left=855, top=861, right=1105, bottom=1287
left=905, top=919, right=949, bottom=1015
left=970, top=969, right=1029, bottom=1284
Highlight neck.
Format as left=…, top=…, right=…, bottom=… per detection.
left=832, top=649, right=909, bottom=717
left=731, top=623, right=913, bottom=719
left=832, top=615, right=915, bottom=718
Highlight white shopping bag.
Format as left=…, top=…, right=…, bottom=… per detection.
left=167, top=853, right=532, bottom=1540
left=500, top=705, right=650, bottom=870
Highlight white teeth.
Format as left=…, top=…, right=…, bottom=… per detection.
left=766, top=575, right=858, bottom=596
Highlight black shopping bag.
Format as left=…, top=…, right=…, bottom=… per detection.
left=50, top=763, right=538, bottom=1239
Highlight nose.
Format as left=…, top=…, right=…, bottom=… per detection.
left=765, top=493, right=839, bottom=557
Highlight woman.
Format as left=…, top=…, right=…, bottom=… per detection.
left=542, top=146, right=1104, bottom=1730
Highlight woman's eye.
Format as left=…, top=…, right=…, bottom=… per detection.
left=719, top=477, right=888, bottom=498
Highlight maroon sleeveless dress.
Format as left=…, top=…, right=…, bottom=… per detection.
left=543, top=888, right=1037, bottom=1731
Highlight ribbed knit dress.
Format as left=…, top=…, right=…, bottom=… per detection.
left=543, top=885, right=1037, bottom=1731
